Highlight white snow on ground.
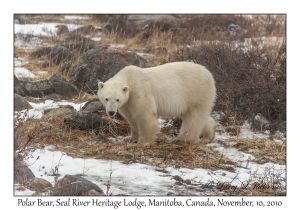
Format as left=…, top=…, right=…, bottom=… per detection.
left=14, top=144, right=285, bottom=196
left=14, top=67, right=36, bottom=79
left=14, top=23, right=82, bottom=37
left=63, top=15, right=90, bottom=20
left=15, top=100, right=87, bottom=120
left=90, top=36, right=102, bottom=42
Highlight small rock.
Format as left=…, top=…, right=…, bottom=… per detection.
left=162, top=150, right=171, bottom=156
left=172, top=175, right=184, bottom=182
left=64, top=111, right=108, bottom=131
left=172, top=139, right=184, bottom=145
left=55, top=25, right=69, bottom=35
left=118, top=151, right=135, bottom=160
left=96, top=134, right=109, bottom=143
left=49, top=74, right=79, bottom=97
left=42, top=107, right=74, bottom=122
left=14, top=156, right=35, bottom=184
left=14, top=75, right=27, bottom=96
left=53, top=175, right=103, bottom=196
left=14, top=94, right=32, bottom=111
left=23, top=79, right=53, bottom=97
left=28, top=177, right=52, bottom=192
left=44, top=93, right=64, bottom=101
left=184, top=179, right=192, bottom=185
left=82, top=98, right=105, bottom=111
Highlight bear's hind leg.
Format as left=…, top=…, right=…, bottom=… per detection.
left=179, top=112, right=203, bottom=143
left=200, top=116, right=216, bottom=144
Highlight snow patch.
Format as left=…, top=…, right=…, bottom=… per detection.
left=14, top=67, right=36, bottom=79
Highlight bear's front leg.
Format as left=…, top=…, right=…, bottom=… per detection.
left=136, top=114, right=158, bottom=147
left=120, top=107, right=139, bottom=143
left=123, top=127, right=139, bottom=143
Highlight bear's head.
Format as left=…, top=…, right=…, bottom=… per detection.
left=97, top=81, right=129, bottom=117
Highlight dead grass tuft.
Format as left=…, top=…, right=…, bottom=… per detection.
left=219, top=137, right=286, bottom=165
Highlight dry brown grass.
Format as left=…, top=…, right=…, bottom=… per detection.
left=15, top=112, right=237, bottom=171
left=218, top=137, right=286, bottom=165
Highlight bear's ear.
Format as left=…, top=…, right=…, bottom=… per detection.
left=123, top=86, right=129, bottom=93
left=98, top=82, right=104, bottom=89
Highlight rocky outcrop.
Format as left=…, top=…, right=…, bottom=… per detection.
left=17, top=75, right=79, bottom=98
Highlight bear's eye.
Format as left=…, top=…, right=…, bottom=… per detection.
left=105, top=98, right=108, bottom=101
left=116, top=99, right=119, bottom=102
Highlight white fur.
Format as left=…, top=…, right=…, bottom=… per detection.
left=97, top=61, right=216, bottom=146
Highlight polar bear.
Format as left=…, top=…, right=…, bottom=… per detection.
left=97, top=61, right=216, bottom=146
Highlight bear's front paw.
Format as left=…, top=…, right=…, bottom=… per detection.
left=199, top=138, right=213, bottom=144
left=123, top=136, right=138, bottom=143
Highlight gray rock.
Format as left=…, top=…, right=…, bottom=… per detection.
left=53, top=174, right=103, bottom=196
left=172, top=139, right=184, bottom=145
left=29, top=46, right=77, bottom=66
left=118, top=151, right=135, bottom=160
left=42, top=107, right=74, bottom=122
left=49, top=74, right=78, bottom=97
left=82, top=98, right=105, bottom=111
left=55, top=25, right=69, bottom=35
left=23, top=79, right=53, bottom=97
left=14, top=156, right=35, bottom=184
left=28, top=177, right=52, bottom=192
left=57, top=62, right=71, bottom=73
left=14, top=94, right=32, bottom=111
left=69, top=25, right=97, bottom=36
left=63, top=41, right=95, bottom=54
left=52, top=46, right=77, bottom=65
left=102, top=22, right=113, bottom=34
left=64, top=111, right=108, bottom=131
left=69, top=44, right=148, bottom=93
left=14, top=75, right=27, bottom=96
left=44, top=93, right=64, bottom=101
left=96, top=133, right=109, bottom=143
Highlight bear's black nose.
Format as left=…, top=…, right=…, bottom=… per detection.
left=108, top=111, right=115, bottom=116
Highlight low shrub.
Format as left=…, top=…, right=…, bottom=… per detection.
left=167, top=41, right=286, bottom=132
